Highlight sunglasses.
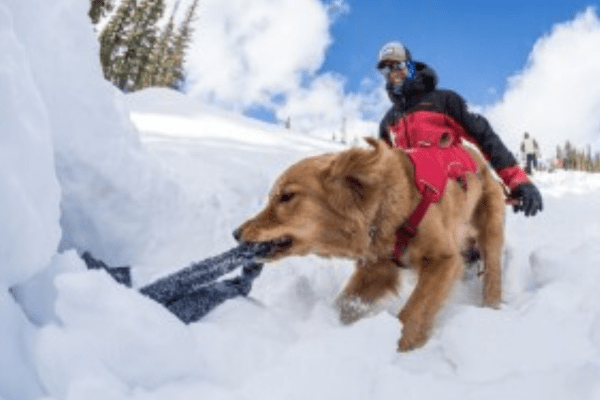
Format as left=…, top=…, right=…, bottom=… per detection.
left=377, top=61, right=409, bottom=76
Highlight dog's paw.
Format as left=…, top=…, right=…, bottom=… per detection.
left=483, top=276, right=502, bottom=309
left=483, top=291, right=502, bottom=309
left=334, top=296, right=373, bottom=325
left=397, top=329, right=427, bottom=352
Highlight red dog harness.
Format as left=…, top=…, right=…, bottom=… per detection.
left=393, top=146, right=478, bottom=259
left=389, top=111, right=479, bottom=260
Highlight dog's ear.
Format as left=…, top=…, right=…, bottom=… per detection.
left=323, top=141, right=387, bottom=213
left=364, top=136, right=380, bottom=148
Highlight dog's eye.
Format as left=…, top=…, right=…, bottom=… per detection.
left=279, top=192, right=295, bottom=203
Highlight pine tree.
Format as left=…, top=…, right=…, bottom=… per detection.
left=169, top=0, right=200, bottom=90
left=98, top=0, right=166, bottom=92
left=564, top=141, right=575, bottom=170
left=89, top=0, right=115, bottom=25
left=96, top=0, right=199, bottom=92
left=99, top=0, right=137, bottom=89
left=138, top=6, right=177, bottom=88
left=136, top=0, right=199, bottom=90
left=129, top=0, right=165, bottom=91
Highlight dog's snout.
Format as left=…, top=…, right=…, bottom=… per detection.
left=233, top=227, right=242, bottom=242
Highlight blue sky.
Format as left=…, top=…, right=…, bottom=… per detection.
left=320, top=0, right=600, bottom=105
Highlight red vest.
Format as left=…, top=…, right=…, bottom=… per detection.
left=389, top=110, right=478, bottom=202
left=389, top=110, right=469, bottom=148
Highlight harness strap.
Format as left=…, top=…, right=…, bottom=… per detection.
left=393, top=185, right=436, bottom=260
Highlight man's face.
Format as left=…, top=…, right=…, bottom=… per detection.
left=378, top=60, right=409, bottom=86
left=387, top=67, right=407, bottom=86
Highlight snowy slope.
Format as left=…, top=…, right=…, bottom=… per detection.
left=121, top=91, right=600, bottom=400
left=3, top=1, right=600, bottom=400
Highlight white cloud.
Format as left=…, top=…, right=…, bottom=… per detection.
left=274, top=73, right=385, bottom=141
left=484, top=7, right=600, bottom=159
left=186, top=0, right=333, bottom=108
left=325, top=0, right=350, bottom=21
left=276, top=73, right=346, bottom=133
left=182, top=0, right=386, bottom=142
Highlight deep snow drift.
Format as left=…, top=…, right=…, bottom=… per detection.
left=2, top=1, right=600, bottom=400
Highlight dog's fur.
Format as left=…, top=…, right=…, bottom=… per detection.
left=235, top=138, right=505, bottom=351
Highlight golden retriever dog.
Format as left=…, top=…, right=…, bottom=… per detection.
left=234, top=138, right=505, bottom=351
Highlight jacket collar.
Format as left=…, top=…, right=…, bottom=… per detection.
left=386, top=61, right=438, bottom=108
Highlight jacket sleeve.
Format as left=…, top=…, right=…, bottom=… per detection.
left=442, top=90, right=529, bottom=189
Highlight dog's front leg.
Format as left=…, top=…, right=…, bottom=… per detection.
left=334, top=258, right=400, bottom=324
left=474, top=185, right=505, bottom=309
left=397, top=253, right=463, bottom=351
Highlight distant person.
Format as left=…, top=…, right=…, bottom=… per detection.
left=520, top=132, right=540, bottom=174
left=377, top=41, right=543, bottom=217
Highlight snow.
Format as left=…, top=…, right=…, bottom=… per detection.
left=2, top=1, right=600, bottom=400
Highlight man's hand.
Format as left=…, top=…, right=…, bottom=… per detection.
left=511, top=183, right=543, bottom=217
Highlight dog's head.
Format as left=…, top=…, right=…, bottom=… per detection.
left=234, top=138, right=395, bottom=261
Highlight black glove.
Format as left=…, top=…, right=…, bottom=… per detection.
left=512, top=183, right=543, bottom=217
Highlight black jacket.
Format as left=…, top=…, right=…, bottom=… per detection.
left=379, top=62, right=517, bottom=171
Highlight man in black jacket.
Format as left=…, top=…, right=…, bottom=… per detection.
left=377, top=41, right=542, bottom=217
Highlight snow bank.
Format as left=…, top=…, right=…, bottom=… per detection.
left=7, top=0, right=182, bottom=267
left=0, top=3, right=60, bottom=399
left=0, top=0, right=184, bottom=398
left=0, top=2, right=60, bottom=285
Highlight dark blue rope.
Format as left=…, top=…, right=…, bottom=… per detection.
left=82, top=244, right=266, bottom=323
left=161, top=262, right=263, bottom=323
